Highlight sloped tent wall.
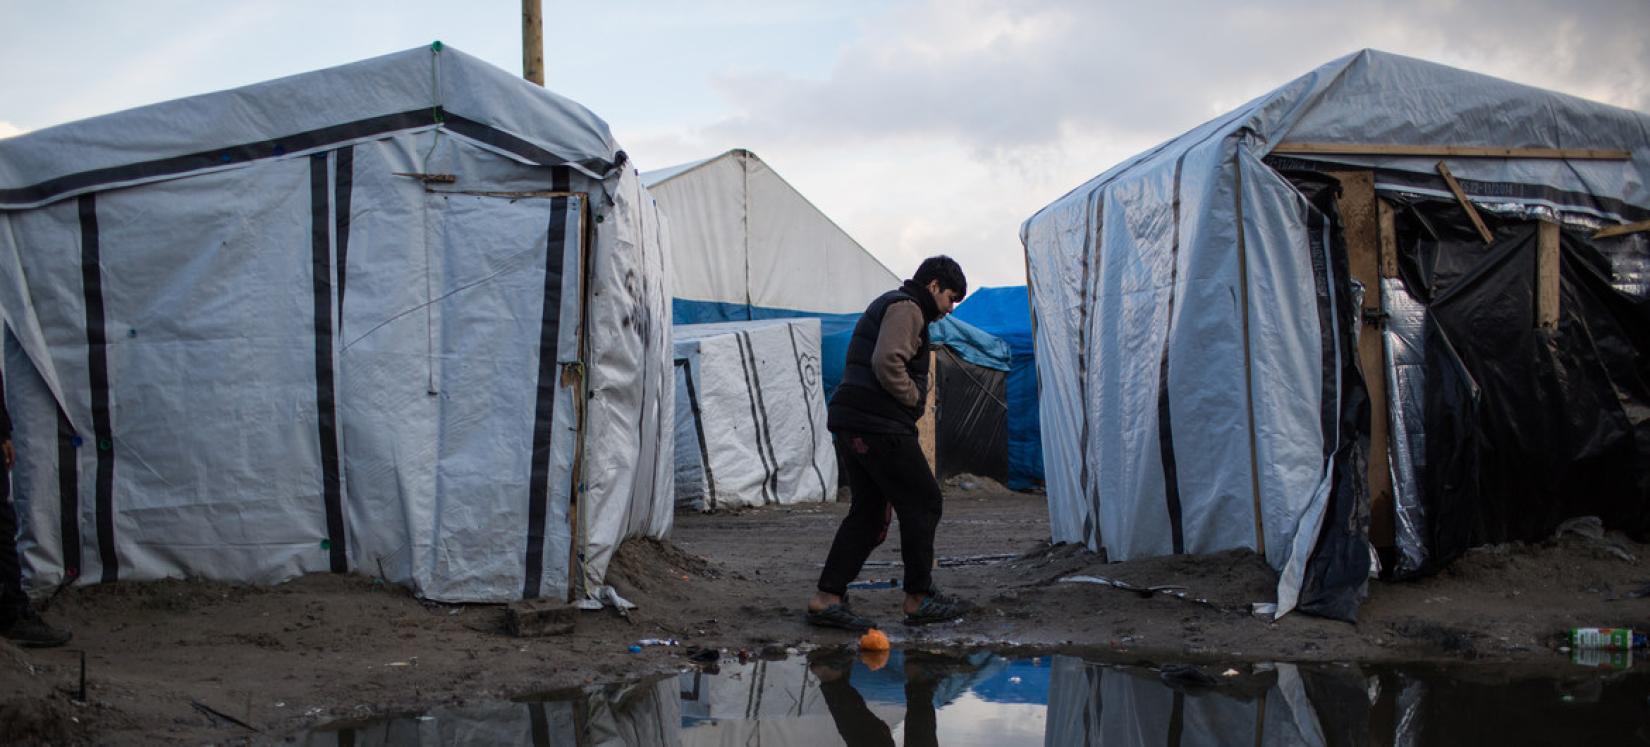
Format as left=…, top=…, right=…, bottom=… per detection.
left=642, top=150, right=900, bottom=394
left=0, top=45, right=674, bottom=605
left=928, top=317, right=1013, bottom=483
left=672, top=319, right=836, bottom=510
left=951, top=286, right=1045, bottom=489
left=1021, top=48, right=1650, bottom=620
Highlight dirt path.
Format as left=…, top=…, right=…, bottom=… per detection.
left=3, top=480, right=1646, bottom=743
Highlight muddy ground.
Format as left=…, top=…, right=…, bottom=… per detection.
left=3, top=477, right=1647, bottom=743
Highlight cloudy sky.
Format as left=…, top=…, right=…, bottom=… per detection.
left=3, top=0, right=1647, bottom=288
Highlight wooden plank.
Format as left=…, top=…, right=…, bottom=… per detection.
left=918, top=348, right=938, bottom=475
left=1537, top=221, right=1561, bottom=330
left=1435, top=161, right=1495, bottom=245
left=1274, top=143, right=1630, bottom=160
left=1377, top=198, right=1399, bottom=279
left=1329, top=171, right=1394, bottom=553
left=1593, top=218, right=1650, bottom=240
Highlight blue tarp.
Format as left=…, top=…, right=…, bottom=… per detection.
left=951, top=286, right=1044, bottom=489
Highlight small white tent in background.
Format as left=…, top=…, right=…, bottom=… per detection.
left=673, top=319, right=836, bottom=511
left=642, top=149, right=899, bottom=394
left=0, top=44, right=674, bottom=605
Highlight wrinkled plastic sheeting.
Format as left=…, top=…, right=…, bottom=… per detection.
left=579, top=167, right=676, bottom=605
left=1598, top=232, right=1650, bottom=300
left=934, top=346, right=1009, bottom=482
left=1382, top=277, right=1431, bottom=578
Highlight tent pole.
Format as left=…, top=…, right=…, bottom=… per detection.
left=522, top=0, right=545, bottom=85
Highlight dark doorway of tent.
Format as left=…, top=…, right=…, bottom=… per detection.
left=932, top=345, right=1010, bottom=483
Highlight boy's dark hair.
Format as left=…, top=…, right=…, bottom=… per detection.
left=912, top=255, right=967, bottom=298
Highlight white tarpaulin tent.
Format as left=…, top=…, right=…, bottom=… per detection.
left=673, top=319, right=836, bottom=511
left=642, top=149, right=899, bottom=393
left=0, top=44, right=674, bottom=605
left=1022, top=49, right=1650, bottom=620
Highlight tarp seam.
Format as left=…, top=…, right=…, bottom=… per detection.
left=309, top=153, right=348, bottom=573
left=1157, top=155, right=1188, bottom=555
left=77, top=194, right=118, bottom=583
left=679, top=359, right=719, bottom=510
left=522, top=180, right=570, bottom=598
left=738, top=331, right=782, bottom=504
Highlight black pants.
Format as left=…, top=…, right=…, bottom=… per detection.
left=817, top=432, right=943, bottom=597
left=0, top=463, right=26, bottom=623
left=818, top=661, right=939, bottom=747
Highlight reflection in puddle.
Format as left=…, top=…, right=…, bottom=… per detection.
left=296, top=652, right=1650, bottom=745
left=678, top=650, right=1047, bottom=746
left=296, top=678, right=679, bottom=746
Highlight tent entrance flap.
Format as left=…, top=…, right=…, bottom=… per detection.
left=342, top=184, right=587, bottom=603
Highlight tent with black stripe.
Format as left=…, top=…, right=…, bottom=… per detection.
left=672, top=319, right=835, bottom=511
left=0, top=44, right=675, bottom=605
left=1022, top=49, right=1650, bottom=621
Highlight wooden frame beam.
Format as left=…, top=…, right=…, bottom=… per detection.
left=1273, top=143, right=1630, bottom=160
left=1435, top=161, right=1495, bottom=245
left=1593, top=218, right=1650, bottom=240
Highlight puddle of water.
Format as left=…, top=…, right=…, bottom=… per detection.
left=293, top=651, right=1650, bottom=745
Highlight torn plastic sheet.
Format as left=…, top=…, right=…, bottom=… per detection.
left=1382, top=276, right=1431, bottom=577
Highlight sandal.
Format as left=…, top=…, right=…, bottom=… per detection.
left=903, top=589, right=973, bottom=626
left=806, top=603, right=877, bottom=631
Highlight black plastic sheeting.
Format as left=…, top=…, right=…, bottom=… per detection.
left=1391, top=199, right=1650, bottom=570
left=933, top=346, right=1010, bottom=483
left=1289, top=173, right=1374, bottom=622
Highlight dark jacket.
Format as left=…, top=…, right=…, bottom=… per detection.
left=828, top=279, right=942, bottom=435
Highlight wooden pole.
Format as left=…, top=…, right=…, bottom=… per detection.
left=1537, top=221, right=1561, bottom=330
left=1272, top=143, right=1630, bottom=160
left=522, top=0, right=544, bottom=85
left=918, top=348, right=939, bottom=476
left=1329, top=172, right=1395, bottom=555
left=1593, top=218, right=1650, bottom=240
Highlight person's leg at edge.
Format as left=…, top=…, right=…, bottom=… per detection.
left=810, top=434, right=891, bottom=613
left=0, top=465, right=28, bottom=625
left=0, top=455, right=70, bottom=647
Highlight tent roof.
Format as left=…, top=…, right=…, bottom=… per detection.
left=641, top=148, right=900, bottom=306
left=0, top=44, right=624, bottom=210
left=1027, top=48, right=1650, bottom=235
left=639, top=151, right=729, bottom=188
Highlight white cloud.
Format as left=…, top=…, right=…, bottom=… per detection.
left=624, top=0, right=1650, bottom=287
left=0, top=121, right=26, bottom=140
